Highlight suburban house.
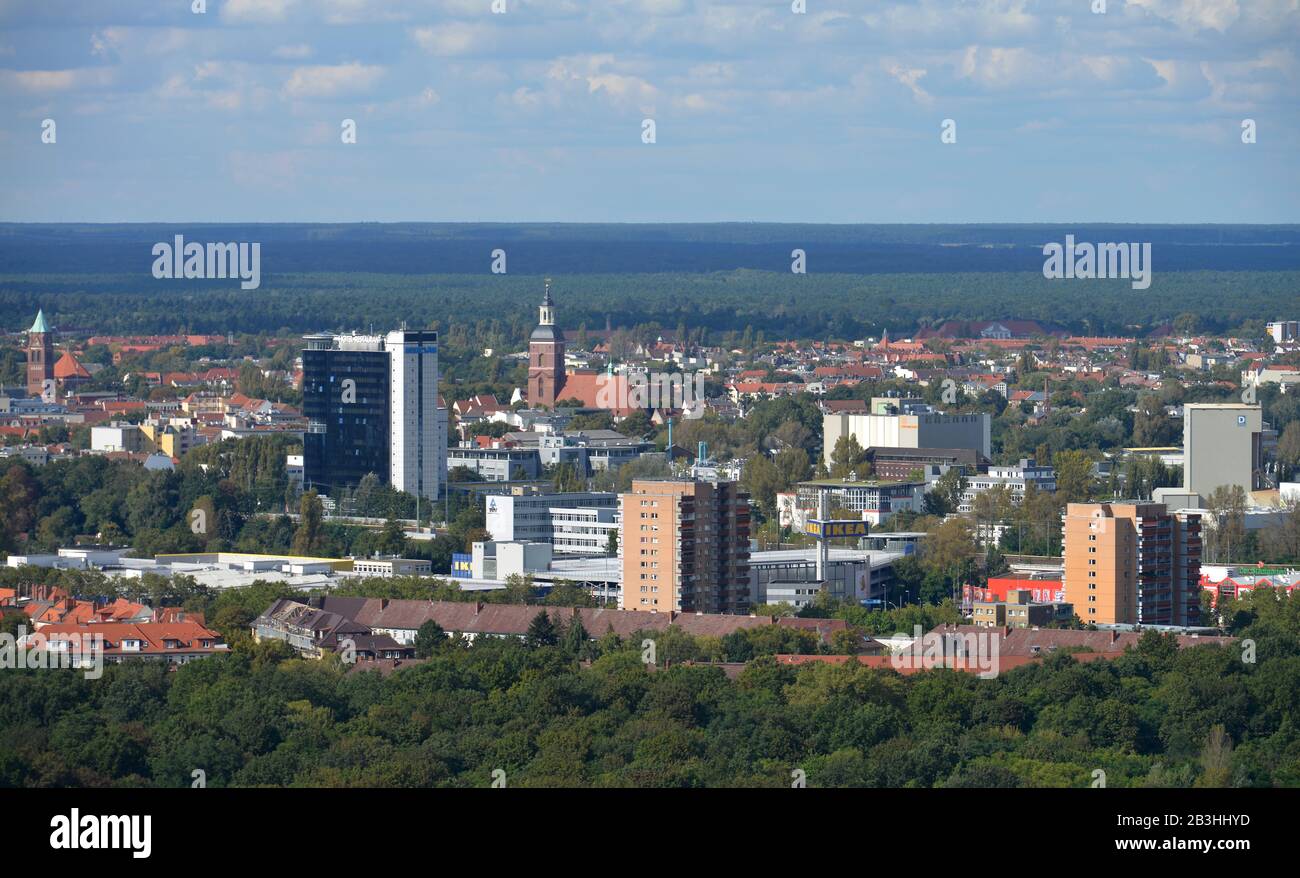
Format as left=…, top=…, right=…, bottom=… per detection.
left=21, top=620, right=228, bottom=665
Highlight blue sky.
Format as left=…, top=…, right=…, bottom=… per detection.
left=1, top=0, right=1297, bottom=223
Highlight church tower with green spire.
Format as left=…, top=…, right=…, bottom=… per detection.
left=27, top=309, right=54, bottom=399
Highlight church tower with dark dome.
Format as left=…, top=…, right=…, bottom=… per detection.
left=527, top=279, right=566, bottom=408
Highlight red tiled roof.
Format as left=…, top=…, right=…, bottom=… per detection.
left=31, top=620, right=226, bottom=657
left=554, top=372, right=639, bottom=416
left=53, top=352, right=91, bottom=380
left=774, top=653, right=1075, bottom=674
left=928, top=624, right=1235, bottom=656
left=318, top=598, right=776, bottom=641
left=26, top=597, right=150, bottom=627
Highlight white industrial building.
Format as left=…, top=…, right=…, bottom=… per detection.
left=485, top=487, right=620, bottom=554
left=823, top=409, right=991, bottom=463
left=752, top=547, right=906, bottom=607
left=90, top=423, right=147, bottom=453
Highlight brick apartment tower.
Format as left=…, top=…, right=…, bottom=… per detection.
left=527, top=279, right=565, bottom=409
left=26, top=309, right=54, bottom=399
left=1063, top=502, right=1202, bottom=626
left=619, top=479, right=752, bottom=615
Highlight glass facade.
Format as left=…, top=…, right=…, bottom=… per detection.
left=302, top=347, right=390, bottom=495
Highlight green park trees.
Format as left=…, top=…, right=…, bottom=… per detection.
left=3, top=592, right=1295, bottom=788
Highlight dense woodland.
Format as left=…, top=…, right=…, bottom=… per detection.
left=0, top=584, right=1296, bottom=788
left=2, top=223, right=1298, bottom=339
left=3, top=268, right=1295, bottom=341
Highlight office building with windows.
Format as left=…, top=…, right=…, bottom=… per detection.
left=303, top=334, right=390, bottom=496
left=485, top=487, right=620, bottom=554
left=386, top=329, right=441, bottom=501
left=302, top=329, right=442, bottom=501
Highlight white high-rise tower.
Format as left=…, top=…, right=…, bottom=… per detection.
left=386, top=329, right=441, bottom=501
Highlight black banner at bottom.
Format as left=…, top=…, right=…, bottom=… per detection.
left=8, top=786, right=1286, bottom=862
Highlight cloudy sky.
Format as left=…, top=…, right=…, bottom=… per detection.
left=1, top=0, right=1296, bottom=223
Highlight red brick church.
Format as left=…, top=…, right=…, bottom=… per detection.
left=526, top=282, right=633, bottom=414
left=24, top=309, right=90, bottom=400
left=26, top=309, right=54, bottom=398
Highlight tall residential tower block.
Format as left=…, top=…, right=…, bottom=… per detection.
left=619, top=480, right=752, bottom=615
left=1063, top=502, right=1202, bottom=626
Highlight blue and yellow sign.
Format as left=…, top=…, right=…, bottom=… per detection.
left=805, top=519, right=869, bottom=539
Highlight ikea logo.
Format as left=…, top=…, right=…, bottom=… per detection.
left=805, top=520, right=869, bottom=539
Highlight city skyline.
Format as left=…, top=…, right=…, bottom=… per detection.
left=2, top=0, right=1299, bottom=809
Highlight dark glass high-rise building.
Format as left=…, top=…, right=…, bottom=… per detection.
left=302, top=334, right=390, bottom=496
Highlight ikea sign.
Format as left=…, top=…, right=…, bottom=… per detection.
left=805, top=519, right=869, bottom=539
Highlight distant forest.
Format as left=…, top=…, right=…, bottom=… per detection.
left=1, top=223, right=1296, bottom=340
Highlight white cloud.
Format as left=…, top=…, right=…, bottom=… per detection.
left=958, top=45, right=1039, bottom=89
left=410, top=23, right=493, bottom=56
left=282, top=62, right=385, bottom=99
left=885, top=63, right=933, bottom=104
left=359, top=86, right=442, bottom=118
left=0, top=68, right=114, bottom=93
left=1127, top=0, right=1241, bottom=33
left=547, top=54, right=659, bottom=112
left=272, top=44, right=313, bottom=60
left=90, top=30, right=116, bottom=60
left=674, top=92, right=723, bottom=112
left=222, top=0, right=300, bottom=24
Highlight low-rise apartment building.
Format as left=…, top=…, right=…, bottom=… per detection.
left=971, top=589, right=1073, bottom=628
left=958, top=458, right=1056, bottom=513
